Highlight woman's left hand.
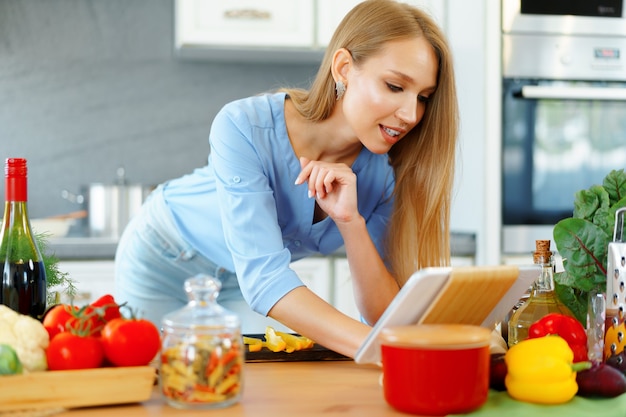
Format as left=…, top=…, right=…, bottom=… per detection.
left=295, top=157, right=359, bottom=223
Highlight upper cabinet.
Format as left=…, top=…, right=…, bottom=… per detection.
left=174, top=0, right=446, bottom=63
left=175, top=0, right=318, bottom=62
left=175, top=1, right=313, bottom=50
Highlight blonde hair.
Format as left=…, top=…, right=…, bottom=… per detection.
left=283, top=0, right=458, bottom=285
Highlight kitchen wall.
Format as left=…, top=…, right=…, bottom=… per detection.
left=0, top=0, right=318, bottom=219
left=0, top=0, right=495, bottom=264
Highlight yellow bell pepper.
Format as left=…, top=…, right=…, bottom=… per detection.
left=242, top=327, right=316, bottom=353
left=504, top=336, right=590, bottom=405
left=243, top=336, right=263, bottom=352
left=264, top=327, right=287, bottom=352
left=604, top=321, right=626, bottom=359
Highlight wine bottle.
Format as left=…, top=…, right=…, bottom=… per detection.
left=0, top=158, right=47, bottom=317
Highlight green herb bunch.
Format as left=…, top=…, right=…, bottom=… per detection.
left=553, top=169, right=626, bottom=324
left=36, top=233, right=76, bottom=305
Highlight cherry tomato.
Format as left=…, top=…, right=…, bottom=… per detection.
left=42, top=304, right=79, bottom=340
left=46, top=332, right=104, bottom=370
left=101, top=318, right=161, bottom=367
left=84, top=294, right=122, bottom=336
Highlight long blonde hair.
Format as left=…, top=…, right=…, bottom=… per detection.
left=283, top=0, right=458, bottom=285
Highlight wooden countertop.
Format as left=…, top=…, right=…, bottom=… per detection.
left=55, top=361, right=405, bottom=417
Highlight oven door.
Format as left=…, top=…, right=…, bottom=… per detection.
left=502, top=78, right=626, bottom=254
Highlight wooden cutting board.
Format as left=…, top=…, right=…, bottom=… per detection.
left=0, top=366, right=156, bottom=412
left=419, top=265, right=519, bottom=325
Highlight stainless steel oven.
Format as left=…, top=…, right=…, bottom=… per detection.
left=501, top=0, right=626, bottom=254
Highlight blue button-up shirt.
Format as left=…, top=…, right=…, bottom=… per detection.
left=163, top=93, right=395, bottom=315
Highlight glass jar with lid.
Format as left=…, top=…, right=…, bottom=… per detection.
left=159, top=274, right=243, bottom=409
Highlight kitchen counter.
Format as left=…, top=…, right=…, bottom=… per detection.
left=57, top=361, right=399, bottom=417
left=47, top=237, right=119, bottom=260
left=47, top=232, right=477, bottom=260
left=45, top=360, right=626, bottom=417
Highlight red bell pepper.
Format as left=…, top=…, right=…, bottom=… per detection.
left=528, top=313, right=588, bottom=362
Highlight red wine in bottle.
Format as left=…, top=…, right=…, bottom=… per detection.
left=0, top=158, right=47, bottom=317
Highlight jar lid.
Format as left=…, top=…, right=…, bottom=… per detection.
left=379, top=324, right=491, bottom=350
left=161, top=274, right=240, bottom=333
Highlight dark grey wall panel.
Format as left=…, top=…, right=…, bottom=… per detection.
left=0, top=0, right=317, bottom=219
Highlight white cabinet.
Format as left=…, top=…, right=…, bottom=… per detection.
left=54, top=260, right=116, bottom=305
left=175, top=0, right=446, bottom=62
left=175, top=0, right=314, bottom=50
left=289, top=257, right=332, bottom=303
left=332, top=258, right=361, bottom=320
left=54, top=258, right=334, bottom=310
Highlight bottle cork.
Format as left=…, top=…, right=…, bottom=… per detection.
left=534, top=240, right=552, bottom=264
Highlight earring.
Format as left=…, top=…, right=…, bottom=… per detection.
left=335, top=80, right=346, bottom=100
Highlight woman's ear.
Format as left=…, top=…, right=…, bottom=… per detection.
left=331, top=48, right=352, bottom=84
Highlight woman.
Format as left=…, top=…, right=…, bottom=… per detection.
left=115, top=0, right=458, bottom=358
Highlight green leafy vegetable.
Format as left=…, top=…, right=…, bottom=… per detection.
left=35, top=233, right=76, bottom=306
left=553, top=169, right=626, bottom=324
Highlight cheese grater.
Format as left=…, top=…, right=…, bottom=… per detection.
left=605, top=207, right=626, bottom=360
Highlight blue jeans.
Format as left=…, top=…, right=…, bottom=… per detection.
left=114, top=185, right=290, bottom=334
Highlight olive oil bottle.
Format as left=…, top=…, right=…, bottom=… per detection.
left=507, top=240, right=575, bottom=347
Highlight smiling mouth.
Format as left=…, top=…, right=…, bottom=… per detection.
left=380, top=125, right=402, bottom=145
left=382, top=126, right=401, bottom=137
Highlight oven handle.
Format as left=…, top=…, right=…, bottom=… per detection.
left=518, top=85, right=626, bottom=101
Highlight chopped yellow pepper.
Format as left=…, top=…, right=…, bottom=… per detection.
left=276, top=331, right=315, bottom=350
left=504, top=336, right=589, bottom=405
left=242, top=328, right=315, bottom=353
left=243, top=336, right=263, bottom=352
left=264, top=327, right=287, bottom=352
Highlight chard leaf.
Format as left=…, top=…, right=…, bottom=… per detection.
left=553, top=218, right=609, bottom=292
left=552, top=169, right=626, bottom=325
left=573, top=185, right=608, bottom=222
left=554, top=281, right=588, bottom=325
left=603, top=168, right=626, bottom=205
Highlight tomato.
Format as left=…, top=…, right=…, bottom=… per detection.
left=42, top=304, right=79, bottom=340
left=101, top=318, right=161, bottom=367
left=90, top=294, right=121, bottom=323
left=83, top=294, right=122, bottom=336
left=46, top=332, right=104, bottom=370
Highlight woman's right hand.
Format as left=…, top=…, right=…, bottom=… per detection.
left=294, top=157, right=359, bottom=224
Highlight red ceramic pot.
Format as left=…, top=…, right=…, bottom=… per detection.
left=379, top=324, right=492, bottom=416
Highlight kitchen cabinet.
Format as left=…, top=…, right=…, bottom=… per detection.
left=55, top=260, right=116, bottom=305
left=289, top=257, right=332, bottom=304
left=333, top=257, right=361, bottom=320
left=55, top=258, right=334, bottom=309
left=175, top=1, right=314, bottom=49
left=174, top=0, right=446, bottom=62
left=175, top=0, right=318, bottom=62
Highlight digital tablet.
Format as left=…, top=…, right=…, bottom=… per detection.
left=354, top=264, right=540, bottom=364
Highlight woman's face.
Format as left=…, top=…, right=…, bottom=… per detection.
left=342, top=36, right=438, bottom=154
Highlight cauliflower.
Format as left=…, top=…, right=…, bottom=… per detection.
left=0, top=305, right=49, bottom=372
